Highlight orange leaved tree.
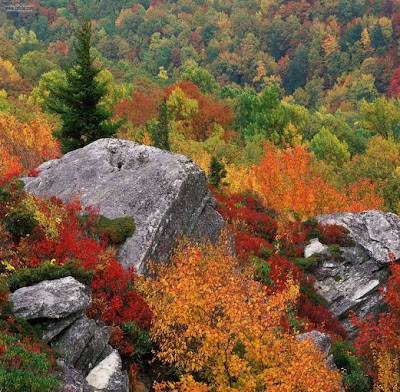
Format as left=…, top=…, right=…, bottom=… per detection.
left=142, top=239, right=343, bottom=392
left=248, top=143, right=383, bottom=219
left=0, top=113, right=60, bottom=169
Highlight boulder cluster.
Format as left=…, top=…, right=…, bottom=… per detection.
left=10, top=277, right=129, bottom=392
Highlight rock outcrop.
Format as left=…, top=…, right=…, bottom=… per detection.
left=9, top=277, right=129, bottom=392
left=22, top=138, right=227, bottom=273
left=297, top=330, right=336, bottom=369
left=308, top=210, right=400, bottom=337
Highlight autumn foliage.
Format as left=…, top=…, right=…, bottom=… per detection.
left=351, top=253, right=400, bottom=389
left=0, top=172, right=151, bottom=359
left=0, top=113, right=60, bottom=169
left=142, top=239, right=343, bottom=392
left=247, top=143, right=383, bottom=218
left=165, top=81, right=233, bottom=141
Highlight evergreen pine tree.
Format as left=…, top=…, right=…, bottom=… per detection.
left=150, top=97, right=170, bottom=151
left=47, top=19, right=121, bottom=153
left=283, top=45, right=309, bottom=95
left=371, top=23, right=387, bottom=56
left=208, top=157, right=227, bottom=188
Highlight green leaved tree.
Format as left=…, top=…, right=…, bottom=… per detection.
left=149, top=96, right=170, bottom=151
left=48, top=19, right=121, bottom=153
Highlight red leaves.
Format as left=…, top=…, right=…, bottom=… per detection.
left=352, top=252, right=400, bottom=377
left=0, top=148, right=23, bottom=186
left=388, top=66, right=400, bottom=97
left=0, top=188, right=152, bottom=359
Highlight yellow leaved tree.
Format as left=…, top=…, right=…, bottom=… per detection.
left=141, top=239, right=343, bottom=392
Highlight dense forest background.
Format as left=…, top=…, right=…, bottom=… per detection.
left=1, top=0, right=400, bottom=218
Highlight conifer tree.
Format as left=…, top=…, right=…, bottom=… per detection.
left=149, top=97, right=170, bottom=151
left=48, top=19, right=121, bottom=153
left=208, top=156, right=227, bottom=188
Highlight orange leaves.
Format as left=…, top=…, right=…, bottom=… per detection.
left=247, top=143, right=383, bottom=219
left=0, top=113, right=60, bottom=169
left=165, top=81, right=233, bottom=141
left=142, top=239, right=343, bottom=392
left=0, top=147, right=23, bottom=186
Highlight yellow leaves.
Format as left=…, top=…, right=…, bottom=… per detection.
left=1, top=260, right=15, bottom=272
left=142, top=238, right=343, bottom=391
left=21, top=194, right=66, bottom=239
left=373, top=349, right=400, bottom=392
left=322, top=35, right=340, bottom=59
left=158, top=66, right=169, bottom=80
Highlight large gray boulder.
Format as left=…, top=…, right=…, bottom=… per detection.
left=311, top=210, right=400, bottom=337
left=22, top=138, right=227, bottom=273
left=9, top=276, right=91, bottom=320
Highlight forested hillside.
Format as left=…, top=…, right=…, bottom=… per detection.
left=1, top=0, right=400, bottom=391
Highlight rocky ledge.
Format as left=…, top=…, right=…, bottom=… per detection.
left=305, top=210, right=400, bottom=337
left=22, top=139, right=227, bottom=273
left=10, top=277, right=129, bottom=392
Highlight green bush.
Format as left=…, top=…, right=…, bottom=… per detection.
left=252, top=257, right=274, bottom=286
left=4, top=207, right=38, bottom=238
left=332, top=341, right=371, bottom=392
left=0, top=330, right=59, bottom=392
left=292, top=255, right=320, bottom=272
left=7, top=260, right=95, bottom=292
left=0, top=279, right=11, bottom=317
left=95, top=216, right=135, bottom=244
left=121, top=321, right=152, bottom=363
left=79, top=215, right=135, bottom=245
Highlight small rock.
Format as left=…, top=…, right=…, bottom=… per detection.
left=86, top=350, right=129, bottom=392
left=10, top=277, right=92, bottom=320
left=304, top=238, right=328, bottom=258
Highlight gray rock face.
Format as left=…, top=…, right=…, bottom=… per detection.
left=75, top=320, right=112, bottom=374
left=22, top=138, right=227, bottom=273
left=10, top=277, right=128, bottom=392
left=36, top=311, right=83, bottom=343
left=10, top=276, right=92, bottom=320
left=312, top=210, right=400, bottom=337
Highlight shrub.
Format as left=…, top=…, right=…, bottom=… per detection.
left=0, top=330, right=59, bottom=392
left=0, top=279, right=11, bottom=316
left=332, top=341, right=370, bottom=392
left=4, top=206, right=38, bottom=239
left=94, top=216, right=135, bottom=244
left=7, top=260, right=95, bottom=292
left=252, top=257, right=274, bottom=286
left=122, top=321, right=152, bottom=363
